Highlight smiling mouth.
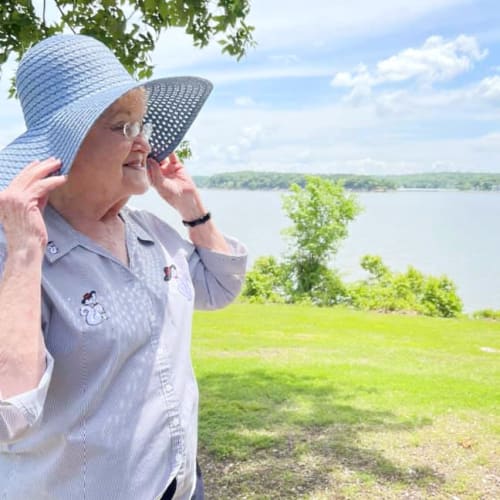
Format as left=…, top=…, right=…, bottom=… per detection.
left=123, top=162, right=145, bottom=170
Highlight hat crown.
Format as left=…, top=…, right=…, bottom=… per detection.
left=17, top=34, right=134, bottom=128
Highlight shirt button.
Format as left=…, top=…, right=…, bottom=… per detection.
left=47, top=241, right=58, bottom=254
left=165, top=384, right=173, bottom=392
left=172, top=417, right=180, bottom=426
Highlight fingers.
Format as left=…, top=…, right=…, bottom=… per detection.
left=147, top=158, right=161, bottom=186
left=168, top=152, right=179, bottom=164
left=12, top=157, right=63, bottom=187
left=15, top=158, right=66, bottom=199
left=147, top=158, right=173, bottom=184
left=0, top=157, right=66, bottom=216
left=33, top=173, right=67, bottom=197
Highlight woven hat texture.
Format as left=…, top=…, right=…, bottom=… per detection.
left=0, top=34, right=212, bottom=191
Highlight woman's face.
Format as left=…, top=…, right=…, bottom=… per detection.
left=64, top=89, right=151, bottom=206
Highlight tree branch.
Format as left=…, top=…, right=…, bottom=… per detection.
left=54, top=0, right=75, bottom=33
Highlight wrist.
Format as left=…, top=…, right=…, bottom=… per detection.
left=182, top=211, right=211, bottom=227
left=6, top=243, right=45, bottom=266
left=176, top=191, right=207, bottom=221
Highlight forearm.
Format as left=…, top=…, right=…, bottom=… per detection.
left=0, top=247, right=45, bottom=399
left=180, top=193, right=230, bottom=254
left=190, top=235, right=248, bottom=310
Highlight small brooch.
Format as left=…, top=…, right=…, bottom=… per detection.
left=164, top=264, right=177, bottom=282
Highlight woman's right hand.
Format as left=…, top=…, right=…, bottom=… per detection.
left=0, top=158, right=67, bottom=254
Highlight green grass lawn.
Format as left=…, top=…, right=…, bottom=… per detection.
left=192, top=303, right=500, bottom=499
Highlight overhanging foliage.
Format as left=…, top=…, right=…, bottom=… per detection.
left=0, top=0, right=255, bottom=92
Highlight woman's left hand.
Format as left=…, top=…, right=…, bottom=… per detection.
left=147, top=153, right=206, bottom=220
left=148, top=152, right=230, bottom=253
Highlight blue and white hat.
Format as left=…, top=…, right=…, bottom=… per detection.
left=0, top=34, right=213, bottom=190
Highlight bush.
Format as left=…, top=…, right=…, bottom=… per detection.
left=242, top=257, right=348, bottom=307
left=291, top=264, right=348, bottom=306
left=421, top=276, right=463, bottom=318
left=241, top=256, right=285, bottom=303
left=347, top=255, right=463, bottom=318
left=472, top=309, right=500, bottom=321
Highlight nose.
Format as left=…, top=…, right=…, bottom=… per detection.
left=132, top=132, right=151, bottom=154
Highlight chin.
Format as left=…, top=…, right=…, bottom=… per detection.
left=130, top=184, right=150, bottom=196
left=123, top=176, right=150, bottom=196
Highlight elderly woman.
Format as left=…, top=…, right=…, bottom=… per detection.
left=0, top=35, right=247, bottom=499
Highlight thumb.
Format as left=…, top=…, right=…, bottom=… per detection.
left=147, top=158, right=162, bottom=187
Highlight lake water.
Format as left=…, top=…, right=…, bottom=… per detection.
left=131, top=189, right=500, bottom=312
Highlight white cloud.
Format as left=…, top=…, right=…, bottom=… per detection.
left=160, top=62, right=333, bottom=85
left=202, top=121, right=264, bottom=164
left=151, top=0, right=472, bottom=80
left=332, top=64, right=375, bottom=103
left=476, top=75, right=500, bottom=100
left=431, top=160, right=457, bottom=171
left=182, top=76, right=500, bottom=176
left=332, top=35, right=487, bottom=100
left=235, top=96, right=256, bottom=107
left=238, top=125, right=263, bottom=147
left=370, top=75, right=500, bottom=118
left=268, top=54, right=300, bottom=65
left=373, top=87, right=469, bottom=117
left=470, top=131, right=500, bottom=151
left=343, top=157, right=421, bottom=175
left=1, top=0, right=499, bottom=179
left=377, top=35, right=487, bottom=83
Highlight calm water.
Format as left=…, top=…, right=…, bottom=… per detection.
left=131, top=189, right=500, bottom=312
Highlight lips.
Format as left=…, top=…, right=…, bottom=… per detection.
left=123, top=161, right=144, bottom=170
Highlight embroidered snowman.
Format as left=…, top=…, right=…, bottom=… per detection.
left=80, top=290, right=108, bottom=326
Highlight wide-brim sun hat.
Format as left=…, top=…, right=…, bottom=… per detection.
left=0, top=34, right=213, bottom=191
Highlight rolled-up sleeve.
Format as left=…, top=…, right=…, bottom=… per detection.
left=0, top=230, right=53, bottom=444
left=189, top=236, right=248, bottom=310
left=0, top=351, right=54, bottom=443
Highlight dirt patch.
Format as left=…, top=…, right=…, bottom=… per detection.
left=198, top=413, right=499, bottom=499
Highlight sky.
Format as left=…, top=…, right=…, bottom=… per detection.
left=1, top=0, right=500, bottom=175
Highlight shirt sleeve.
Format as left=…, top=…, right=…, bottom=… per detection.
left=128, top=208, right=248, bottom=311
left=0, top=229, right=54, bottom=444
left=0, top=352, right=54, bottom=443
left=189, top=235, right=248, bottom=310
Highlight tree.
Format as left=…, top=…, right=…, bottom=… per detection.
left=0, top=0, right=255, bottom=87
left=282, top=176, right=362, bottom=301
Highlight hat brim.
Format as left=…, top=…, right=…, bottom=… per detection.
left=145, top=76, right=213, bottom=162
left=0, top=76, right=212, bottom=190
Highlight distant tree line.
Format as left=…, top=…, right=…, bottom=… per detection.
left=193, top=171, right=500, bottom=191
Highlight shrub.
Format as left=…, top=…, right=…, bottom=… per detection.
left=241, top=256, right=285, bottom=303
left=472, top=309, right=500, bottom=321
left=347, top=255, right=463, bottom=318
left=297, top=265, right=347, bottom=306
left=421, top=276, right=463, bottom=318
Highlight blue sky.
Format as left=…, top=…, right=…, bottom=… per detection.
left=1, top=0, right=500, bottom=175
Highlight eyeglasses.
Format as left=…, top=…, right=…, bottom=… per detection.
left=110, top=121, right=153, bottom=141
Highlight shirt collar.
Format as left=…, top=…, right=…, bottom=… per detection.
left=120, top=206, right=155, bottom=245
left=44, top=205, right=80, bottom=263
left=43, top=204, right=156, bottom=264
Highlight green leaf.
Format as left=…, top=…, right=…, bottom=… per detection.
left=0, top=0, right=255, bottom=96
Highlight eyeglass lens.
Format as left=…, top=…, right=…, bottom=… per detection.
left=123, top=122, right=153, bottom=140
